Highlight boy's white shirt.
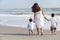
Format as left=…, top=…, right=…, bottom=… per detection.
left=50, top=17, right=57, bottom=27
left=28, top=22, right=34, bottom=30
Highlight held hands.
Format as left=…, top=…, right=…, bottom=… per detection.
left=44, top=17, right=49, bottom=21
left=47, top=19, right=50, bottom=21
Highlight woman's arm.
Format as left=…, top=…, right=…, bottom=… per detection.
left=41, top=8, right=48, bottom=21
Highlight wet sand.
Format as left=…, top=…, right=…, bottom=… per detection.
left=0, top=25, right=60, bottom=40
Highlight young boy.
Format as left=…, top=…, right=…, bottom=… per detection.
left=28, top=18, right=34, bottom=35
left=49, top=13, right=57, bottom=35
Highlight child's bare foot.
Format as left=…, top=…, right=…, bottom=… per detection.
left=29, top=33, right=30, bottom=36
left=54, top=31, right=56, bottom=35
left=31, top=33, right=33, bottom=35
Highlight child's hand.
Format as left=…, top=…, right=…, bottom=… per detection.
left=56, top=22, right=57, bottom=26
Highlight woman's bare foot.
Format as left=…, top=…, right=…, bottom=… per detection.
left=41, top=32, right=43, bottom=36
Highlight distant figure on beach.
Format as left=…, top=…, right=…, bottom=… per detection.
left=28, top=18, right=34, bottom=35
left=49, top=13, right=57, bottom=35
left=32, top=3, right=48, bottom=35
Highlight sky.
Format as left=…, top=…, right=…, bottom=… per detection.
left=0, top=0, right=60, bottom=9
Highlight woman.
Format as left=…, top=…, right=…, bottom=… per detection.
left=32, top=3, right=48, bottom=35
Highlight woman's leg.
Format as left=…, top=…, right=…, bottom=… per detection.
left=36, top=25, right=39, bottom=35
left=40, top=28, right=43, bottom=36
left=37, top=27, right=39, bottom=35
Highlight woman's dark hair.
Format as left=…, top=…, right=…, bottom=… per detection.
left=29, top=18, right=32, bottom=22
left=32, top=3, right=41, bottom=13
left=51, top=13, right=55, bottom=17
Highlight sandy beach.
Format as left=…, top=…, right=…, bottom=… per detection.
left=0, top=25, right=60, bottom=40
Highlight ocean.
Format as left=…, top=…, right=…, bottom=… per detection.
left=0, top=8, right=60, bottom=31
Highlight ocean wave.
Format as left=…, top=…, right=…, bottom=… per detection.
left=0, top=14, right=60, bottom=31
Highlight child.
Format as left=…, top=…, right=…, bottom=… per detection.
left=28, top=18, right=34, bottom=35
left=49, top=13, right=57, bottom=35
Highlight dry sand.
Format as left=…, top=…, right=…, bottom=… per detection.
left=0, top=25, right=60, bottom=40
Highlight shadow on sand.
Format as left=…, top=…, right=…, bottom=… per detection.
left=0, top=33, right=30, bottom=36
left=0, top=33, right=53, bottom=36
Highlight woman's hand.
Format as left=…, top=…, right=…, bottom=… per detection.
left=44, top=17, right=49, bottom=21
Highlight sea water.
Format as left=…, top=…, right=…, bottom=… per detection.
left=0, top=8, right=60, bottom=31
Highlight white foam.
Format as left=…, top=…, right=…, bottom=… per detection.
left=0, top=14, right=60, bottom=31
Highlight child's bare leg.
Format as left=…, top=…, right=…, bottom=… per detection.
left=40, top=28, right=43, bottom=36
left=51, top=27, right=54, bottom=35
left=54, top=28, right=56, bottom=35
left=51, top=31, right=53, bottom=35
left=51, top=30, right=54, bottom=35
left=37, top=28, right=39, bottom=35
left=54, top=30, right=56, bottom=35
left=29, top=30, right=31, bottom=36
left=29, top=31, right=30, bottom=35
left=31, top=30, right=33, bottom=35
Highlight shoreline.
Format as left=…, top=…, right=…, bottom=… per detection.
left=0, top=24, right=60, bottom=31
left=0, top=25, right=60, bottom=40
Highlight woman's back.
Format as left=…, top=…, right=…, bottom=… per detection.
left=35, top=11, right=44, bottom=21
